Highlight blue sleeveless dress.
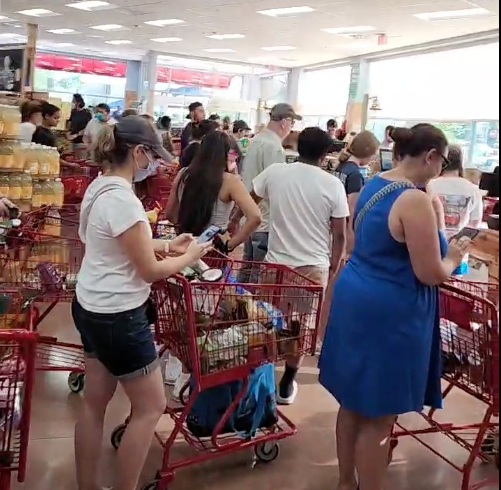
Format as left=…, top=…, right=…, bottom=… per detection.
left=319, top=176, right=447, bottom=418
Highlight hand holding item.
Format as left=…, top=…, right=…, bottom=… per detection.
left=447, top=236, right=472, bottom=268
left=0, top=198, right=17, bottom=218
left=186, top=239, right=213, bottom=262
left=169, top=233, right=194, bottom=254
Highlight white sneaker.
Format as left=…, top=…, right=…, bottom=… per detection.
left=277, top=380, right=298, bottom=406
left=164, top=355, right=182, bottom=386
left=172, top=372, right=191, bottom=401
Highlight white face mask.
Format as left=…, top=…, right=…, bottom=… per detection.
left=133, top=154, right=160, bottom=183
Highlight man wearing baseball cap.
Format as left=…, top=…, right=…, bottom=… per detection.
left=180, top=101, right=206, bottom=153
left=231, top=103, right=302, bottom=281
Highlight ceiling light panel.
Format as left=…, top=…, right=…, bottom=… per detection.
left=261, top=46, right=297, bottom=51
left=258, top=6, right=315, bottom=17
left=47, top=29, right=78, bottom=34
left=206, top=34, right=245, bottom=40
left=144, top=19, right=185, bottom=27
left=17, top=9, right=61, bottom=17
left=414, top=8, right=492, bottom=21
left=205, top=48, right=236, bottom=53
left=90, top=24, right=125, bottom=31
left=322, top=26, right=375, bottom=35
left=151, top=37, right=182, bottom=43
left=66, top=1, right=115, bottom=10
left=106, top=40, right=133, bottom=45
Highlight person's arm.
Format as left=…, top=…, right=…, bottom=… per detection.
left=330, top=217, right=347, bottom=276
left=396, top=190, right=468, bottom=286
left=468, top=188, right=484, bottom=229
left=345, top=171, right=364, bottom=254
left=164, top=170, right=185, bottom=224
left=430, top=192, right=446, bottom=230
left=226, top=177, right=262, bottom=250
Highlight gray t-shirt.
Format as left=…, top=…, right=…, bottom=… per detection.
left=242, top=129, right=285, bottom=232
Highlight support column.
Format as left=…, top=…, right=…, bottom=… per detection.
left=286, top=68, right=301, bottom=110
left=124, top=60, right=141, bottom=109
left=345, top=60, right=370, bottom=133
left=23, top=23, right=38, bottom=94
left=139, top=51, right=158, bottom=115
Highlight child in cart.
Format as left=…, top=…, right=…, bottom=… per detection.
left=72, top=116, right=212, bottom=490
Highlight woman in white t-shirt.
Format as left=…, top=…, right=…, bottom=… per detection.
left=429, top=145, right=483, bottom=238
left=19, top=100, right=43, bottom=143
left=73, top=116, right=211, bottom=490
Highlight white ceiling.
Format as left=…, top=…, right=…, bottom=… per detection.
left=0, top=0, right=499, bottom=67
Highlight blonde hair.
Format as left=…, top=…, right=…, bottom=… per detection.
left=91, top=125, right=129, bottom=167
left=338, top=130, right=379, bottom=164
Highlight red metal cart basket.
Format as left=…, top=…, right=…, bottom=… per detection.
left=0, top=292, right=38, bottom=490
left=390, top=280, right=499, bottom=490
left=111, top=258, right=324, bottom=490
left=1, top=211, right=86, bottom=394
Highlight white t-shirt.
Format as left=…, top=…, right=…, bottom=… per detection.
left=253, top=162, right=350, bottom=269
left=84, top=118, right=116, bottom=144
left=19, top=122, right=37, bottom=143
left=429, top=176, right=484, bottom=238
left=76, top=176, right=152, bottom=314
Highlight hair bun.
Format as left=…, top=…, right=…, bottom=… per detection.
left=390, top=127, right=413, bottom=143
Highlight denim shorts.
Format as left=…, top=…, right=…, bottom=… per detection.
left=72, top=299, right=159, bottom=379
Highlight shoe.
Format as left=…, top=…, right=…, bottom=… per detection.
left=172, top=372, right=191, bottom=401
left=164, top=355, right=182, bottom=386
left=277, top=380, right=298, bottom=406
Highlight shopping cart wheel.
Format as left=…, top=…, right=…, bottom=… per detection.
left=387, top=438, right=399, bottom=466
left=141, top=481, right=159, bottom=490
left=111, top=423, right=128, bottom=450
left=255, top=442, right=280, bottom=463
left=68, top=372, right=86, bottom=394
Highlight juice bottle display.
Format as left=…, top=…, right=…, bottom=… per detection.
left=49, top=148, right=60, bottom=176
left=13, top=144, right=25, bottom=171
left=26, top=145, right=39, bottom=175
left=44, top=209, right=61, bottom=237
left=41, top=179, right=55, bottom=206
left=38, top=146, right=50, bottom=177
left=8, top=173, right=22, bottom=202
left=0, top=175, right=9, bottom=198
left=0, top=143, right=14, bottom=170
left=32, top=179, right=43, bottom=209
left=21, top=171, right=33, bottom=201
left=53, top=178, right=65, bottom=207
left=2, top=106, right=20, bottom=137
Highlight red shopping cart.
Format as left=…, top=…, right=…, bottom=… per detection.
left=1, top=213, right=86, bottom=394
left=111, top=258, right=324, bottom=490
left=61, top=157, right=101, bottom=206
left=0, top=293, right=38, bottom=490
left=390, top=280, right=499, bottom=490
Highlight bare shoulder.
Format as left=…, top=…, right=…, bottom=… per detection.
left=395, top=188, right=431, bottom=208
left=223, top=172, right=242, bottom=186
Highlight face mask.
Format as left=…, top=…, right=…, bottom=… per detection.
left=133, top=155, right=160, bottom=183
left=95, top=113, right=106, bottom=123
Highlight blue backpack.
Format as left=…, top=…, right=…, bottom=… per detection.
left=187, top=364, right=278, bottom=439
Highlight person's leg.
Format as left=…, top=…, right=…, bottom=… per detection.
left=356, top=415, right=395, bottom=490
left=247, top=232, right=269, bottom=283
left=75, top=358, right=118, bottom=490
left=114, top=368, right=166, bottom=490
left=336, top=407, right=361, bottom=490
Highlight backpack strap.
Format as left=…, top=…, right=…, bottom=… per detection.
left=354, top=181, right=415, bottom=231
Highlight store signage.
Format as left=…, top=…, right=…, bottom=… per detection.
left=348, top=63, right=361, bottom=102
left=0, top=46, right=24, bottom=93
left=35, top=53, right=234, bottom=89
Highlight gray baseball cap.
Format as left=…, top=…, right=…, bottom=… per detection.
left=115, top=115, right=172, bottom=162
left=270, top=103, right=302, bottom=122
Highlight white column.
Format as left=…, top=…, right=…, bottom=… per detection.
left=286, top=68, right=302, bottom=108
left=140, top=51, right=158, bottom=115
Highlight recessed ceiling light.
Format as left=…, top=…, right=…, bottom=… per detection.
left=17, top=9, right=61, bottom=17
left=322, top=26, right=375, bottom=35
left=106, top=40, right=132, bottom=45
left=47, top=28, right=77, bottom=34
left=0, top=16, right=12, bottom=21
left=206, top=33, right=245, bottom=40
left=258, top=6, right=315, bottom=17
left=41, top=41, right=76, bottom=47
left=205, top=48, right=236, bottom=53
left=144, top=19, right=185, bottom=27
left=414, top=8, right=491, bottom=21
left=66, top=1, right=113, bottom=10
left=151, top=37, right=182, bottom=43
left=261, top=45, right=296, bottom=51
left=90, top=24, right=124, bottom=31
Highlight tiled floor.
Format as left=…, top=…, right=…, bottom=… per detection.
left=9, top=304, right=499, bottom=490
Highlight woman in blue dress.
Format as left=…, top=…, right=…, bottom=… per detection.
left=319, top=124, right=472, bottom=490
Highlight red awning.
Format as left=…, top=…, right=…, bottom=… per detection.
left=35, top=53, right=233, bottom=89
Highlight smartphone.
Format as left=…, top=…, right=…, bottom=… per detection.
left=198, top=225, right=221, bottom=244
left=451, top=227, right=481, bottom=242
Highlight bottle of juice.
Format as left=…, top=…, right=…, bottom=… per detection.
left=53, top=178, right=65, bottom=207
left=50, top=148, right=60, bottom=176
left=0, top=143, right=14, bottom=170
left=0, top=175, right=9, bottom=198
left=42, top=179, right=55, bottom=206
left=27, top=145, right=39, bottom=176
left=44, top=208, right=61, bottom=237
left=32, top=179, right=43, bottom=209
left=21, top=171, right=33, bottom=201
left=13, top=144, right=25, bottom=171
left=8, top=173, right=22, bottom=202
left=38, top=146, right=50, bottom=177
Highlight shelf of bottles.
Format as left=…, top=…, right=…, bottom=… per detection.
left=0, top=104, right=64, bottom=215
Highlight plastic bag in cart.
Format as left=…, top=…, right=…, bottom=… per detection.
left=186, top=363, right=278, bottom=439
